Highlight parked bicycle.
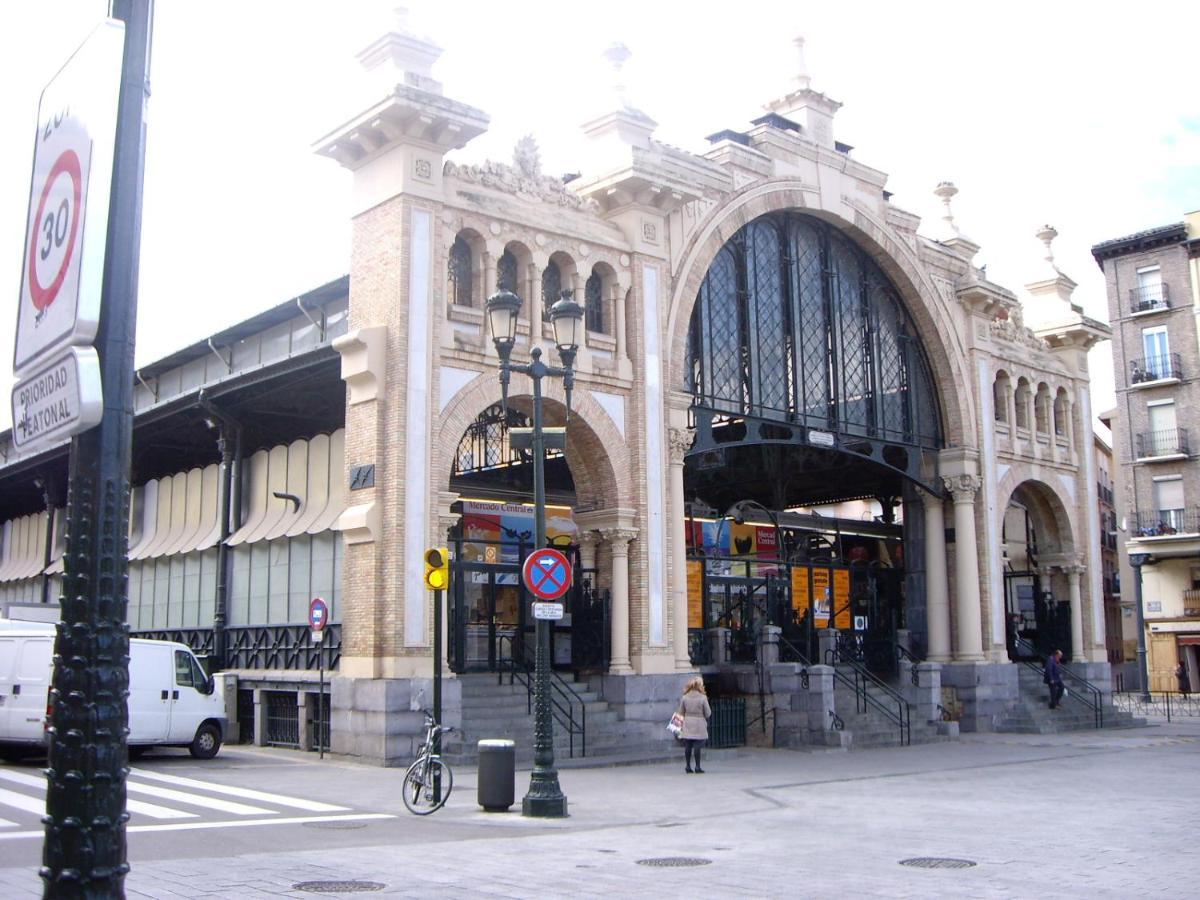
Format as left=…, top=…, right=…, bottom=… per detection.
left=403, top=710, right=454, bottom=815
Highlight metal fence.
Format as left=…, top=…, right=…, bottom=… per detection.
left=708, top=697, right=747, bottom=748
left=264, top=691, right=300, bottom=748
left=1113, top=691, right=1200, bottom=721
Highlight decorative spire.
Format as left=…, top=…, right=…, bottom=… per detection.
left=356, top=4, right=444, bottom=96
left=1036, top=224, right=1059, bottom=273
left=603, top=42, right=635, bottom=111
left=793, top=36, right=811, bottom=90
left=934, top=181, right=960, bottom=236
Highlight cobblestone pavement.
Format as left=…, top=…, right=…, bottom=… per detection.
left=2, top=719, right=1195, bottom=898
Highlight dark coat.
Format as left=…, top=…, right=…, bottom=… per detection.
left=1045, top=655, right=1064, bottom=687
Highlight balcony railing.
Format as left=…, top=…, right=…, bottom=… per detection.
left=1130, top=283, right=1170, bottom=314
left=1182, top=589, right=1200, bottom=618
left=1131, top=352, right=1183, bottom=384
left=1136, top=427, right=1190, bottom=458
left=1134, top=508, right=1200, bottom=537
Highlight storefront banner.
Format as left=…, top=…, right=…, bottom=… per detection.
left=460, top=500, right=576, bottom=563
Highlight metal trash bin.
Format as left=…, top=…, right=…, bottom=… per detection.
left=477, top=739, right=516, bottom=812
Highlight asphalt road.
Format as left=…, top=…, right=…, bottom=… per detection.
left=0, top=717, right=1196, bottom=897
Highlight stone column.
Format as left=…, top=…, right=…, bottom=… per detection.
left=601, top=527, right=637, bottom=674
left=922, top=489, right=952, bottom=662
left=577, top=531, right=598, bottom=575
left=1066, top=564, right=1086, bottom=663
left=668, top=426, right=695, bottom=670
left=945, top=474, right=985, bottom=661
left=613, top=285, right=628, bottom=363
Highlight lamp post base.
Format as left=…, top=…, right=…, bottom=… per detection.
left=522, top=794, right=568, bottom=818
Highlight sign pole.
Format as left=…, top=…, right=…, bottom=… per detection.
left=41, top=2, right=153, bottom=892
left=318, top=638, right=325, bottom=760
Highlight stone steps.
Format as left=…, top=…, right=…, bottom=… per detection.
left=998, top=668, right=1147, bottom=733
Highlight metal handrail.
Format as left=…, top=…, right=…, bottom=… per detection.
left=894, top=642, right=922, bottom=686
left=1014, top=637, right=1103, bottom=728
left=825, top=644, right=911, bottom=746
left=496, top=634, right=587, bottom=757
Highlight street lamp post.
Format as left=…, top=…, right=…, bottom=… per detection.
left=486, top=288, right=582, bottom=819
left=1128, top=552, right=1152, bottom=702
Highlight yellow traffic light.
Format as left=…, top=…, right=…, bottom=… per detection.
left=424, top=547, right=449, bottom=591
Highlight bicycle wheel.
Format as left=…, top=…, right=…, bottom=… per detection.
left=402, top=757, right=453, bottom=814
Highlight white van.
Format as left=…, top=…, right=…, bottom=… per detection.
left=0, top=622, right=227, bottom=760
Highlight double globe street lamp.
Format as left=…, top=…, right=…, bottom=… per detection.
left=485, top=287, right=583, bottom=818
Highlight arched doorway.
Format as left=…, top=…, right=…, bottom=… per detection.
left=1001, top=480, right=1076, bottom=660
left=682, top=211, right=946, bottom=670
left=437, top=389, right=625, bottom=675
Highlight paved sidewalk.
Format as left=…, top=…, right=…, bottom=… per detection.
left=4, top=720, right=1196, bottom=898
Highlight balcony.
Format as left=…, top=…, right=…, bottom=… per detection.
left=1134, top=508, right=1200, bottom=537
left=1129, top=283, right=1170, bottom=315
left=1130, top=352, right=1183, bottom=387
left=1136, top=427, right=1190, bottom=461
left=1183, top=589, right=1200, bottom=618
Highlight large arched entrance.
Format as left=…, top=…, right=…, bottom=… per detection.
left=682, top=211, right=946, bottom=670
left=437, top=387, right=625, bottom=675
left=1001, top=479, right=1077, bottom=660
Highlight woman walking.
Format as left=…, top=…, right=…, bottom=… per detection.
left=677, top=676, right=711, bottom=773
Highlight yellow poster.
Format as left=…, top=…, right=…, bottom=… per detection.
left=811, top=568, right=831, bottom=626
left=790, top=566, right=810, bottom=620
left=687, top=560, right=704, bottom=629
left=833, top=568, right=851, bottom=629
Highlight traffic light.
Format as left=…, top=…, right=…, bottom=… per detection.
left=424, top=547, right=449, bottom=591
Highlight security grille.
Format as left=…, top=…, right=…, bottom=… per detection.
left=708, top=697, right=746, bottom=748
left=265, top=691, right=300, bottom=748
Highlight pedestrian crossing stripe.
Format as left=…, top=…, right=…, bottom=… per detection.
left=0, top=766, right=366, bottom=838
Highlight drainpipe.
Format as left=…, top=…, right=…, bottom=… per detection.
left=198, top=390, right=242, bottom=671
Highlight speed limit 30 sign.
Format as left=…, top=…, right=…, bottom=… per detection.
left=13, top=20, right=124, bottom=377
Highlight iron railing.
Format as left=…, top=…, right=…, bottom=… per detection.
left=1129, top=283, right=1169, bottom=314
left=1014, top=637, right=1103, bottom=728
left=825, top=644, right=911, bottom=745
left=1113, top=691, right=1199, bottom=721
left=708, top=697, right=747, bottom=748
left=264, top=691, right=300, bottom=748
left=1131, top=352, right=1182, bottom=384
left=131, top=624, right=341, bottom=671
left=1134, top=508, right=1200, bottom=536
left=496, top=634, right=587, bottom=758
left=1136, top=427, right=1189, bottom=458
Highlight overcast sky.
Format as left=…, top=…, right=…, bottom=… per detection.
left=3, top=0, right=1199, bottom=434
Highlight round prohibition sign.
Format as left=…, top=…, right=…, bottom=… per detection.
left=28, top=149, right=83, bottom=312
left=309, top=597, right=329, bottom=631
left=522, top=548, right=572, bottom=601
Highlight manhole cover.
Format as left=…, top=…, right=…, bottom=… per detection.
left=899, top=857, right=977, bottom=870
left=302, top=821, right=370, bottom=830
left=636, top=857, right=713, bottom=868
left=294, top=882, right=386, bottom=894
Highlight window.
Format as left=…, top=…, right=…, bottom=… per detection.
left=585, top=272, right=603, bottom=332
left=1153, top=476, right=1184, bottom=531
left=541, top=261, right=562, bottom=310
left=497, top=250, right=518, bottom=293
left=1146, top=401, right=1179, bottom=456
left=993, top=372, right=1010, bottom=423
left=1034, top=384, right=1051, bottom=434
left=448, top=236, right=473, bottom=307
left=1053, top=389, right=1069, bottom=437
left=1014, top=379, right=1030, bottom=429
left=1142, top=326, right=1170, bottom=379
left=1135, top=266, right=1164, bottom=311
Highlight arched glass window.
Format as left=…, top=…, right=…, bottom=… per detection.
left=448, top=236, right=473, bottom=307
left=497, top=250, right=518, bottom=293
left=541, top=261, right=562, bottom=310
left=585, top=272, right=603, bottom=332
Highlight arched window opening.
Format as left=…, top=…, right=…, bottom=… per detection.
left=497, top=249, right=518, bottom=293
left=541, top=260, right=562, bottom=310
left=448, top=236, right=473, bottom=307
left=1034, top=384, right=1051, bottom=434
left=585, top=272, right=604, bottom=333
left=993, top=371, right=1011, bottom=423
left=1053, top=388, right=1070, bottom=439
left=452, top=403, right=563, bottom=477
left=1014, top=378, right=1031, bottom=430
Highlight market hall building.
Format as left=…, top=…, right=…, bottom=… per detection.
left=0, top=20, right=1123, bottom=761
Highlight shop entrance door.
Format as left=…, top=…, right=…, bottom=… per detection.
left=451, top=562, right=525, bottom=672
